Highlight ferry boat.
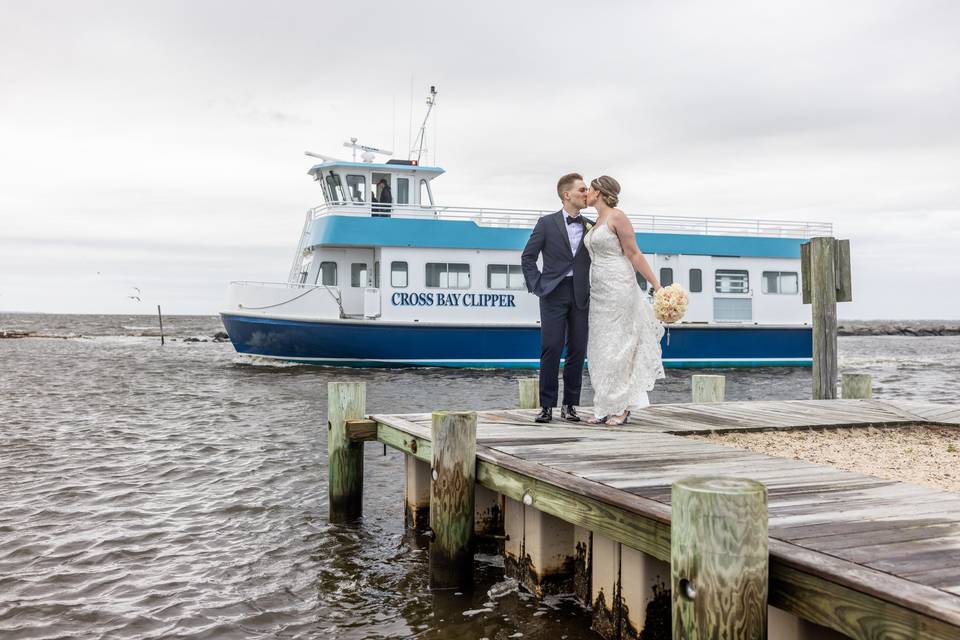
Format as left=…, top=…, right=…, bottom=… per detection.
left=221, top=101, right=829, bottom=368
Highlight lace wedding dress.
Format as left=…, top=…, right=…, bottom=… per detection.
left=584, top=222, right=665, bottom=418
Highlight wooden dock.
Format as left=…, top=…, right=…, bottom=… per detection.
left=339, top=395, right=960, bottom=639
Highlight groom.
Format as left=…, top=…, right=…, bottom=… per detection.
left=521, top=172, right=592, bottom=423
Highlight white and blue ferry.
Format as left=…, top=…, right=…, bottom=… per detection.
left=221, top=144, right=830, bottom=368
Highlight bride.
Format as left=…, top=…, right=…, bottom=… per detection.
left=583, top=176, right=665, bottom=425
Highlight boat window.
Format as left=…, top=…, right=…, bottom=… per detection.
left=318, top=261, right=337, bottom=286
left=426, top=262, right=470, bottom=289
left=636, top=273, right=648, bottom=291
left=419, top=179, right=433, bottom=207
left=660, top=267, right=674, bottom=287
left=714, top=298, right=753, bottom=322
left=689, top=268, right=702, bottom=293
left=346, top=175, right=367, bottom=203
left=391, top=261, right=408, bottom=288
left=351, top=263, right=368, bottom=287
left=762, top=271, right=799, bottom=294
left=715, top=269, right=749, bottom=294
left=487, top=265, right=525, bottom=290
left=374, top=261, right=380, bottom=288
left=325, top=173, right=345, bottom=203
left=396, top=178, right=410, bottom=205
left=317, top=176, right=332, bottom=203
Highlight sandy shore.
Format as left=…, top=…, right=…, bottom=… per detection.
left=693, top=425, right=960, bottom=493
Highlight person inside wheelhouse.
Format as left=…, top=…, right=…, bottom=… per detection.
left=372, top=178, right=392, bottom=217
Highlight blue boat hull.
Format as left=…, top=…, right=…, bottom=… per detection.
left=220, top=314, right=812, bottom=368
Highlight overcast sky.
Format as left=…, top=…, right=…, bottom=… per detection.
left=2, top=1, right=958, bottom=318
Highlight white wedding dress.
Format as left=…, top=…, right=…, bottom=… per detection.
left=584, top=221, right=665, bottom=418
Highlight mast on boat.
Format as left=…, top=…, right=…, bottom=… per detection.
left=410, top=85, right=438, bottom=164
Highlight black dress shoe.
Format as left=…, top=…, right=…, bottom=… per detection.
left=561, top=404, right=581, bottom=422
left=534, top=407, right=552, bottom=423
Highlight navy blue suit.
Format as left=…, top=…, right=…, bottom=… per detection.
left=521, top=210, right=592, bottom=408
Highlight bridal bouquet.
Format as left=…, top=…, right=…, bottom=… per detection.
left=653, top=283, right=688, bottom=324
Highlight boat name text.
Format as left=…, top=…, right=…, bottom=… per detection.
left=391, top=292, right=517, bottom=308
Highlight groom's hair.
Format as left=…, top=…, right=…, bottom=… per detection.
left=556, top=172, right=583, bottom=201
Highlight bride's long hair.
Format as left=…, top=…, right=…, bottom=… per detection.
left=591, top=176, right=621, bottom=207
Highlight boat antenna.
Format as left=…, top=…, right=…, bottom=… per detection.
left=410, top=85, right=438, bottom=164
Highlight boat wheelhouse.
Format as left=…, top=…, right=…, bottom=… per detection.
left=220, top=152, right=831, bottom=368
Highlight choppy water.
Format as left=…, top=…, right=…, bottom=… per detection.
left=2, top=313, right=959, bottom=639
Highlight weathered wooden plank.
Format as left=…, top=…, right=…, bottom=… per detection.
left=475, top=452, right=673, bottom=561
left=834, top=534, right=960, bottom=566
left=835, top=238, right=853, bottom=303
left=777, top=510, right=960, bottom=542
left=798, top=522, right=960, bottom=551
left=346, top=418, right=377, bottom=441
left=770, top=557, right=960, bottom=640
left=377, top=422, right=431, bottom=463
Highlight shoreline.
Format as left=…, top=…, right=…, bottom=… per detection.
left=838, top=321, right=960, bottom=336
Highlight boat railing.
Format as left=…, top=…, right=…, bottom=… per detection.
left=229, top=281, right=346, bottom=316
left=231, top=280, right=334, bottom=290
left=307, top=203, right=833, bottom=238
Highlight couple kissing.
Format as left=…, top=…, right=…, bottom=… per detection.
left=521, top=173, right=666, bottom=426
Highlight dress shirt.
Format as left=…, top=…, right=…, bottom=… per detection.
left=565, top=212, right=584, bottom=276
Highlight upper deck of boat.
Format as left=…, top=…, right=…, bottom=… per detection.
left=306, top=202, right=834, bottom=238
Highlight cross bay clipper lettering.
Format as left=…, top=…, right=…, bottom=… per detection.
left=391, top=292, right=518, bottom=308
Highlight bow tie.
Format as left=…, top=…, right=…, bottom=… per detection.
left=566, top=216, right=582, bottom=225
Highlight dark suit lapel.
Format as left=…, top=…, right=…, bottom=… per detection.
left=554, top=210, right=573, bottom=253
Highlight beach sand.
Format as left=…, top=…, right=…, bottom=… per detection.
left=693, top=425, right=960, bottom=493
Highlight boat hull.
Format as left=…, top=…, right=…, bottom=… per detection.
left=220, top=313, right=812, bottom=368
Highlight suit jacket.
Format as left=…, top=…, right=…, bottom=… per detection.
left=521, top=210, right=593, bottom=309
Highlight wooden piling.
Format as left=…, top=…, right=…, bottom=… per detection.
left=327, top=382, right=366, bottom=523
left=691, top=375, right=725, bottom=403
left=519, top=378, right=539, bottom=410
left=842, top=373, right=872, bottom=399
left=405, top=455, right=432, bottom=533
left=809, top=237, right=838, bottom=399
left=672, top=476, right=768, bottom=640
left=429, top=410, right=477, bottom=589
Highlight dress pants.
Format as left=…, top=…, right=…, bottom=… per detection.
left=538, top=277, right=589, bottom=408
